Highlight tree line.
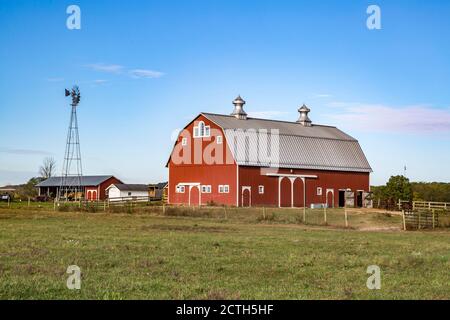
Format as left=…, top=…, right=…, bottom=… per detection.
left=372, top=175, right=450, bottom=208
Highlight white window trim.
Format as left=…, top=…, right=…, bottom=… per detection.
left=176, top=185, right=185, bottom=193
left=258, top=185, right=264, bottom=194
left=181, top=137, right=187, bottom=146
left=217, top=135, right=223, bottom=144
left=317, top=187, right=323, bottom=196
left=193, top=121, right=211, bottom=138
left=201, top=185, right=212, bottom=193
left=218, top=185, right=230, bottom=193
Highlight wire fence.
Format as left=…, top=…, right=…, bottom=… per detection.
left=4, top=197, right=450, bottom=230
left=0, top=199, right=409, bottom=230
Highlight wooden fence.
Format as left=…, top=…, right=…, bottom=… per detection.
left=402, top=209, right=442, bottom=230
left=398, top=200, right=450, bottom=211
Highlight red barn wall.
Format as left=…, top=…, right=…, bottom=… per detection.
left=168, top=115, right=237, bottom=206
left=238, top=166, right=370, bottom=207
left=84, top=176, right=123, bottom=201
left=99, top=177, right=122, bottom=200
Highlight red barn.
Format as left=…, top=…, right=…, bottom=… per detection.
left=36, top=175, right=123, bottom=201
left=167, top=96, right=372, bottom=208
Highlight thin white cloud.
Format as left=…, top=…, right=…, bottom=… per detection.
left=314, top=94, right=332, bottom=98
left=86, top=63, right=164, bottom=80
left=0, top=147, right=52, bottom=156
left=86, top=63, right=125, bottom=74
left=325, top=102, right=450, bottom=133
left=129, top=69, right=164, bottom=79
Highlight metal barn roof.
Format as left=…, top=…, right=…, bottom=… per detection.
left=36, top=175, right=118, bottom=187
left=202, top=113, right=372, bottom=173
left=111, top=184, right=149, bottom=192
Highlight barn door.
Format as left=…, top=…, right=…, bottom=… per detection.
left=293, top=179, right=304, bottom=208
left=326, top=190, right=334, bottom=208
left=189, top=186, right=200, bottom=207
left=242, top=187, right=251, bottom=207
left=280, top=177, right=292, bottom=207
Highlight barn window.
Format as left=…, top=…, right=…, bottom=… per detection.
left=176, top=185, right=185, bottom=193
left=317, top=187, right=322, bottom=196
left=199, top=121, right=205, bottom=137
left=181, top=138, right=187, bottom=146
left=202, top=185, right=211, bottom=193
left=217, top=135, right=223, bottom=144
left=193, top=121, right=210, bottom=138
left=218, top=185, right=229, bottom=193
left=259, top=185, right=264, bottom=194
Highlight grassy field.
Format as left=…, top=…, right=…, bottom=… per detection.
left=0, top=206, right=449, bottom=300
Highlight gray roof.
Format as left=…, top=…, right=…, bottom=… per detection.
left=36, top=175, right=118, bottom=187
left=112, top=184, right=149, bottom=192
left=202, top=113, right=372, bottom=173
left=150, top=182, right=168, bottom=189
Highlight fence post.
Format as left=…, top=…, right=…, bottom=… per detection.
left=398, top=199, right=401, bottom=211
left=7, top=197, right=10, bottom=207
left=324, top=206, right=327, bottom=225
left=262, top=207, right=266, bottom=220
left=344, top=208, right=348, bottom=228
left=28, top=197, right=30, bottom=208
left=402, top=210, right=406, bottom=231
left=303, top=207, right=306, bottom=224
left=54, top=199, right=56, bottom=211
left=418, top=211, right=421, bottom=230
left=224, top=206, right=228, bottom=219
left=432, top=209, right=435, bottom=229
left=163, top=204, right=166, bottom=215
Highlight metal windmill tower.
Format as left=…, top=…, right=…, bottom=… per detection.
left=58, top=86, right=83, bottom=201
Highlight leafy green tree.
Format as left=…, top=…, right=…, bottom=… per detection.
left=385, top=175, right=412, bottom=204
left=16, top=177, right=42, bottom=200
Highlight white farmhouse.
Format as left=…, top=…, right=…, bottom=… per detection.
left=106, top=184, right=149, bottom=201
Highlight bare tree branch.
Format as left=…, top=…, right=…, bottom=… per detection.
left=39, top=157, right=56, bottom=179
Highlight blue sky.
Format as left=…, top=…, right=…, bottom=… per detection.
left=1, top=0, right=450, bottom=186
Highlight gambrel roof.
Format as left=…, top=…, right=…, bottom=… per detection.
left=202, top=113, right=372, bottom=173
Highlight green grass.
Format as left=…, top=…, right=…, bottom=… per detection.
left=0, top=207, right=448, bottom=299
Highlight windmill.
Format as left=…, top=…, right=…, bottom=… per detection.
left=58, top=86, right=83, bottom=201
